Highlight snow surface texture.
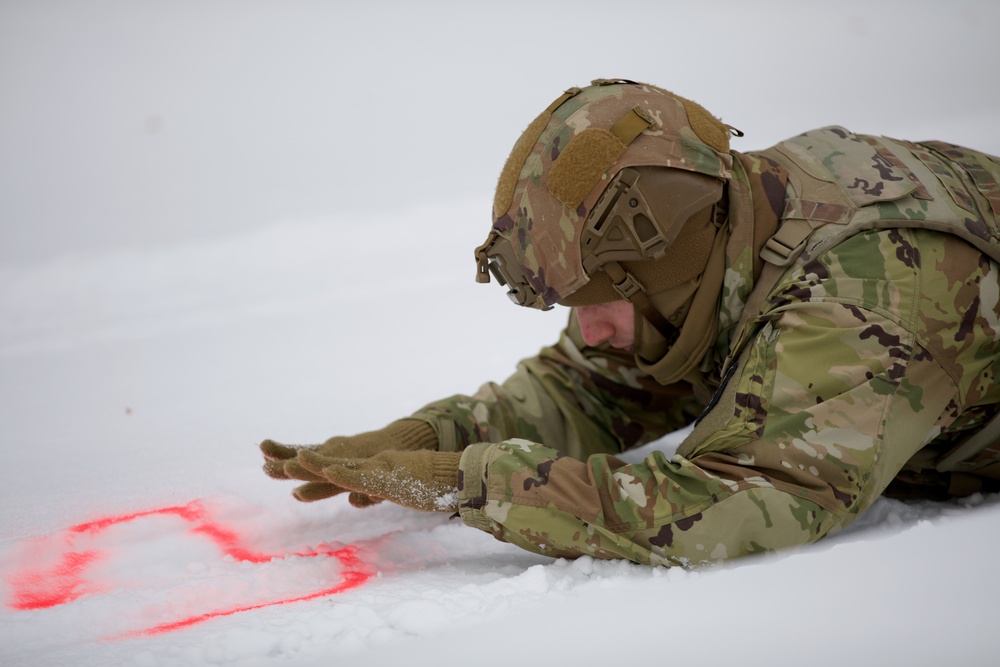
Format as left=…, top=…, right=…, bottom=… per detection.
left=2, top=2, right=1000, bottom=666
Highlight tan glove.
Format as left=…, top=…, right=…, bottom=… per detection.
left=260, top=419, right=438, bottom=505
left=296, top=449, right=463, bottom=512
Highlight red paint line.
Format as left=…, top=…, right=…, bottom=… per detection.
left=9, top=502, right=214, bottom=611
left=8, top=550, right=105, bottom=610
left=70, top=502, right=205, bottom=535
left=5, top=500, right=376, bottom=637
left=119, top=547, right=373, bottom=638
left=190, top=522, right=272, bottom=564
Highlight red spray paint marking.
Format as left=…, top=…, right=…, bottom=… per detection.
left=7, top=549, right=105, bottom=611
left=118, top=546, right=371, bottom=638
left=5, top=500, right=374, bottom=637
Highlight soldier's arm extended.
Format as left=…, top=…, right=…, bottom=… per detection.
left=455, top=299, right=955, bottom=565
left=455, top=227, right=1000, bottom=565
left=260, top=313, right=704, bottom=505
left=409, top=313, right=706, bottom=458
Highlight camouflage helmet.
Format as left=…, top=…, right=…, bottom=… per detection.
left=475, top=79, right=736, bottom=338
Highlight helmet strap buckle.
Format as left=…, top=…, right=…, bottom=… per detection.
left=608, top=265, right=643, bottom=301
left=604, top=261, right=678, bottom=345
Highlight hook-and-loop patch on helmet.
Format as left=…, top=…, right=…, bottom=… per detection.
left=476, top=79, right=735, bottom=310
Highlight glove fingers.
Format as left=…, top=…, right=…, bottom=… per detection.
left=348, top=492, right=384, bottom=508
left=295, top=452, right=386, bottom=507
left=262, top=439, right=355, bottom=461
left=290, top=482, right=383, bottom=507
left=259, top=439, right=300, bottom=461
left=263, top=458, right=330, bottom=483
left=282, top=459, right=330, bottom=483
left=295, top=450, right=459, bottom=512
left=292, top=482, right=346, bottom=503
left=306, top=452, right=407, bottom=502
left=314, top=439, right=372, bottom=459
left=298, top=452, right=376, bottom=493
left=297, top=450, right=342, bottom=476
left=263, top=459, right=294, bottom=480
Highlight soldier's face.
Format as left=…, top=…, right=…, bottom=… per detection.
left=575, top=300, right=635, bottom=351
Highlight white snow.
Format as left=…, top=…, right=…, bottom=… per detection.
left=2, top=2, right=1000, bottom=666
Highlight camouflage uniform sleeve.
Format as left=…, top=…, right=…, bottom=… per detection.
left=456, top=229, right=997, bottom=566
left=410, top=312, right=705, bottom=458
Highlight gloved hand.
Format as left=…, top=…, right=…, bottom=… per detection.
left=260, top=419, right=439, bottom=505
left=296, top=449, right=463, bottom=512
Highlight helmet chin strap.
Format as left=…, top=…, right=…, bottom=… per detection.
left=632, top=223, right=729, bottom=386
left=602, top=260, right=679, bottom=346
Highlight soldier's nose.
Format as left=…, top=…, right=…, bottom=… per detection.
left=576, top=306, right=616, bottom=347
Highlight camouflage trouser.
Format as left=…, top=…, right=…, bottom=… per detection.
left=444, top=229, right=1000, bottom=566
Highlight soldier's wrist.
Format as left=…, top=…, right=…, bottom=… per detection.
left=385, top=419, right=439, bottom=451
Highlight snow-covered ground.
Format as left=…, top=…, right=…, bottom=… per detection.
left=2, top=2, right=1000, bottom=666
left=4, top=199, right=1000, bottom=667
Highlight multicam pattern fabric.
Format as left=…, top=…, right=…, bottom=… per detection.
left=410, top=127, right=1000, bottom=566
left=489, top=80, right=734, bottom=309
left=416, top=319, right=705, bottom=457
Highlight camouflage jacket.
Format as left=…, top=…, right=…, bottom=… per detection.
left=413, top=127, right=1000, bottom=566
